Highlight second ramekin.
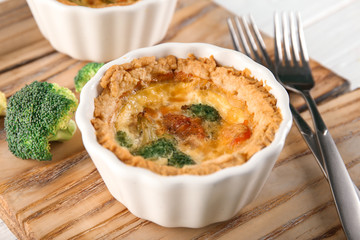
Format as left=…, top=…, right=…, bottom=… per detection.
left=26, top=0, right=178, bottom=62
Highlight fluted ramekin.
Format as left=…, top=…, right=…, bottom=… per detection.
left=75, top=43, right=292, bottom=228
left=26, top=0, right=177, bottom=62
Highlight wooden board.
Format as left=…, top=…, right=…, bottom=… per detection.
left=0, top=0, right=357, bottom=239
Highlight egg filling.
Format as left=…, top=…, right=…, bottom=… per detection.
left=114, top=77, right=253, bottom=166
left=92, top=54, right=282, bottom=175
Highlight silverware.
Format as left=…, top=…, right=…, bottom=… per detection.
left=227, top=15, right=359, bottom=193
left=227, top=13, right=360, bottom=240
left=274, top=12, right=360, bottom=239
left=226, top=16, right=327, bottom=177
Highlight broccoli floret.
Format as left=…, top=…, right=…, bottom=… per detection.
left=4, top=81, right=78, bottom=161
left=115, top=131, right=133, bottom=148
left=183, top=103, right=221, bottom=122
left=0, top=91, right=6, bottom=116
left=168, top=151, right=195, bottom=168
left=74, top=62, right=104, bottom=92
left=135, top=138, right=175, bottom=159
left=134, top=138, right=195, bottom=168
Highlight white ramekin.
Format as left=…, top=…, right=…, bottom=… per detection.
left=75, top=43, right=292, bottom=228
left=26, top=0, right=177, bottom=62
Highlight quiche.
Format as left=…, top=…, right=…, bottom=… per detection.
left=92, top=54, right=282, bottom=176
left=57, top=0, right=139, bottom=8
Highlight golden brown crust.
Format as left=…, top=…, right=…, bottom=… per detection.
left=57, top=0, right=139, bottom=8
left=92, top=54, right=282, bottom=176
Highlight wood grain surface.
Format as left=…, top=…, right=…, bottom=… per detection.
left=0, top=0, right=358, bottom=239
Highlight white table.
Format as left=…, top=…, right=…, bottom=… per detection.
left=1, top=0, right=359, bottom=239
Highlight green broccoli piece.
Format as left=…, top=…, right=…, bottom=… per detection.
left=134, top=138, right=195, bottom=168
left=168, top=151, right=195, bottom=168
left=0, top=91, right=6, bottom=116
left=183, top=103, right=221, bottom=122
left=115, top=131, right=133, bottom=148
left=74, top=62, right=104, bottom=92
left=135, top=138, right=175, bottom=159
left=5, top=81, right=78, bottom=161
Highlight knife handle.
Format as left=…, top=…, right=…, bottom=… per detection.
left=302, top=89, right=360, bottom=240
left=290, top=104, right=360, bottom=198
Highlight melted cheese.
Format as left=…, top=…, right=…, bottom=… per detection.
left=115, top=80, right=252, bottom=163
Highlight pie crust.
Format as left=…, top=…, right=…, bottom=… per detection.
left=91, top=54, right=282, bottom=176
left=57, top=0, right=139, bottom=8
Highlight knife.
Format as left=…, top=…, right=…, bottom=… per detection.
left=290, top=104, right=360, bottom=199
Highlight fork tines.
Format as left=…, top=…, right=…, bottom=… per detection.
left=227, top=16, right=273, bottom=69
left=274, top=12, right=309, bottom=67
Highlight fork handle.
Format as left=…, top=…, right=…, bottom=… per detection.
left=302, top=90, right=360, bottom=240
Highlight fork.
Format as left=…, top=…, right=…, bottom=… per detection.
left=227, top=14, right=360, bottom=239
left=274, top=12, right=360, bottom=239
left=227, top=16, right=324, bottom=174
left=227, top=15, right=359, bottom=192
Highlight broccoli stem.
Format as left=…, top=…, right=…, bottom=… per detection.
left=0, top=91, right=6, bottom=116
left=48, top=119, right=77, bottom=142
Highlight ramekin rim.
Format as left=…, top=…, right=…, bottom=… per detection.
left=75, top=42, right=292, bottom=185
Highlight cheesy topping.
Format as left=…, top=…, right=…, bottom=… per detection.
left=92, top=54, right=282, bottom=176
left=114, top=77, right=252, bottom=164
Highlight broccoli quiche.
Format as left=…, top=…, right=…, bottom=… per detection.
left=92, top=54, right=282, bottom=175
